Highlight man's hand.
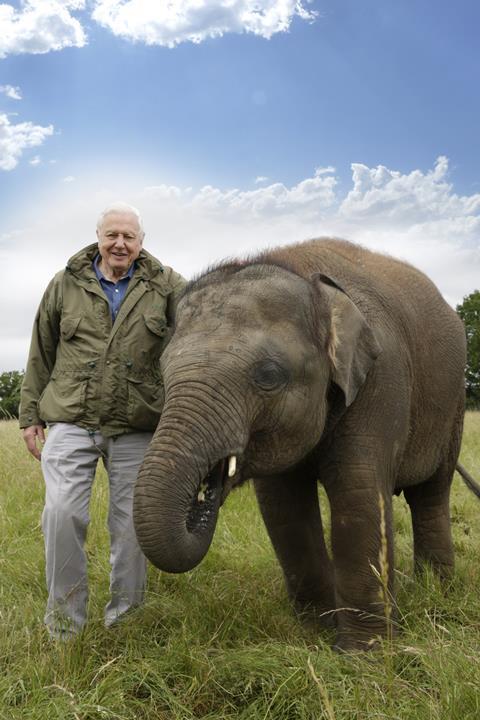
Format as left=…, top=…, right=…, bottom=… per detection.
left=22, top=425, right=46, bottom=461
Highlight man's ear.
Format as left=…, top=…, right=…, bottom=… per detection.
left=312, top=273, right=382, bottom=406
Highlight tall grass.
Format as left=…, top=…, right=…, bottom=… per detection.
left=1, top=414, right=479, bottom=719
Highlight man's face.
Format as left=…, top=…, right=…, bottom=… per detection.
left=97, top=211, right=144, bottom=278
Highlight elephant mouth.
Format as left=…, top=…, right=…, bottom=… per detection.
left=186, top=455, right=242, bottom=533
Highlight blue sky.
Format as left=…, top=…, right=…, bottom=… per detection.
left=1, top=0, right=479, bottom=370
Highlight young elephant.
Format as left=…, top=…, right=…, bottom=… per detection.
left=134, top=238, right=468, bottom=652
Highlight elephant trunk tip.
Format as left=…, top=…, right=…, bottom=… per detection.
left=134, top=455, right=243, bottom=573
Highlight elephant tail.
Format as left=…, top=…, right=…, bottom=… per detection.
left=456, top=463, right=480, bottom=499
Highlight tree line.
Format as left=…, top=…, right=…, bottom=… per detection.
left=1, top=290, right=480, bottom=419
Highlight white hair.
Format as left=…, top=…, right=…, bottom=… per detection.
left=96, top=202, right=145, bottom=233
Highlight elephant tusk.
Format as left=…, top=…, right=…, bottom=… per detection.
left=197, top=481, right=208, bottom=503
left=228, top=456, right=237, bottom=478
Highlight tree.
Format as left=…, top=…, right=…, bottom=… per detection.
left=456, top=290, right=480, bottom=408
left=0, top=370, right=24, bottom=419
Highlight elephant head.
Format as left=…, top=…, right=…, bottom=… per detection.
left=133, top=261, right=380, bottom=573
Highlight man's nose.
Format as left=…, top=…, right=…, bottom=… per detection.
left=114, top=235, right=127, bottom=245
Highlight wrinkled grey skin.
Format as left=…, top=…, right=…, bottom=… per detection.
left=134, top=239, right=468, bottom=652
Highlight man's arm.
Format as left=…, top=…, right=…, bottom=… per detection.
left=19, top=276, right=61, bottom=459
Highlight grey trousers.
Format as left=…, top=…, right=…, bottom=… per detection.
left=41, top=423, right=151, bottom=637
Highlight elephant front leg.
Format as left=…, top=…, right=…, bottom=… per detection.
left=254, top=473, right=335, bottom=629
left=327, top=482, right=396, bottom=653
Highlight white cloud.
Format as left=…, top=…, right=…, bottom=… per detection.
left=340, top=156, right=480, bottom=226
left=141, top=161, right=480, bottom=303
left=315, top=165, right=336, bottom=175
left=0, top=0, right=87, bottom=58
left=1, top=157, right=479, bottom=370
left=187, top=166, right=338, bottom=218
left=62, top=175, right=75, bottom=182
left=0, top=113, right=54, bottom=170
left=91, top=0, right=317, bottom=47
left=255, top=176, right=269, bottom=184
left=0, top=84, right=22, bottom=100
left=29, top=155, right=41, bottom=165
left=0, top=0, right=316, bottom=58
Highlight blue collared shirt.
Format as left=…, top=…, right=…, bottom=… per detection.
left=93, top=254, right=136, bottom=321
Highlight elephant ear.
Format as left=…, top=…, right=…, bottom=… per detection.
left=313, top=273, right=382, bottom=407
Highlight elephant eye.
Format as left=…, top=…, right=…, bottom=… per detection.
left=252, top=359, right=289, bottom=391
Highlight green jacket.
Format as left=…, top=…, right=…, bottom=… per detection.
left=19, top=243, right=186, bottom=436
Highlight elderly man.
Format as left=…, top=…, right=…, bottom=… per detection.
left=19, top=202, right=185, bottom=639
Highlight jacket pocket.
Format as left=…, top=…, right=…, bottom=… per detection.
left=38, top=373, right=88, bottom=423
left=60, top=316, right=82, bottom=340
left=126, top=376, right=165, bottom=431
left=143, top=313, right=168, bottom=338
left=142, top=313, right=171, bottom=361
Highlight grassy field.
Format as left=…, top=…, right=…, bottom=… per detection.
left=1, top=414, right=479, bottom=720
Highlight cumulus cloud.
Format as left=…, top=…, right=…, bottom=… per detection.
left=0, top=84, right=22, bottom=100
left=1, top=156, right=479, bottom=370
left=0, top=0, right=87, bottom=58
left=340, top=156, right=480, bottom=227
left=91, top=0, right=317, bottom=47
left=0, top=0, right=316, bottom=57
left=144, top=166, right=337, bottom=219
left=0, top=113, right=54, bottom=170
left=141, top=158, right=480, bottom=302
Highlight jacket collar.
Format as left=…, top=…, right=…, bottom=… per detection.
left=66, top=243, right=165, bottom=281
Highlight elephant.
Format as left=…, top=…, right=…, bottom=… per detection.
left=133, top=238, right=475, bottom=652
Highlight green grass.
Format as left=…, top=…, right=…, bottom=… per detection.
left=1, top=414, right=480, bottom=719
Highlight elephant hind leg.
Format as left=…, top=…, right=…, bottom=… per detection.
left=404, top=461, right=455, bottom=579
left=254, top=474, right=335, bottom=629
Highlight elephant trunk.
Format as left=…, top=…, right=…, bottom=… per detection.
left=133, top=381, right=247, bottom=573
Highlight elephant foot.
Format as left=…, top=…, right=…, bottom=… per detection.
left=333, top=619, right=398, bottom=653
left=294, top=601, right=336, bottom=630
left=332, top=634, right=382, bottom=654
left=414, top=557, right=455, bottom=582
